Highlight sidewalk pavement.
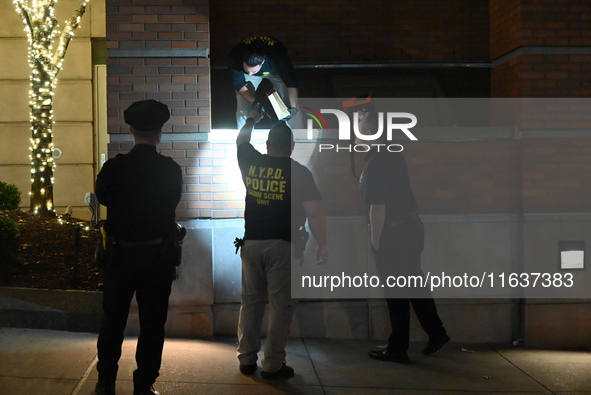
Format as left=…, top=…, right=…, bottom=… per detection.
left=1, top=327, right=591, bottom=394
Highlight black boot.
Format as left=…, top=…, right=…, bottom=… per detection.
left=133, top=386, right=160, bottom=395
left=95, top=381, right=116, bottom=395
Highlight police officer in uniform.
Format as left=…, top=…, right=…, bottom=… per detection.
left=235, top=111, right=328, bottom=379
left=228, top=35, right=302, bottom=129
left=94, top=100, right=183, bottom=395
left=358, top=112, right=449, bottom=364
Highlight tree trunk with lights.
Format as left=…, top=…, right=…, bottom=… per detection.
left=14, top=0, right=89, bottom=215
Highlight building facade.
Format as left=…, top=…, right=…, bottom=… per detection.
left=2, top=0, right=591, bottom=347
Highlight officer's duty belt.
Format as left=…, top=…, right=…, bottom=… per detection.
left=118, top=238, right=162, bottom=248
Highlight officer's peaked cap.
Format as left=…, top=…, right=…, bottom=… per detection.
left=124, top=99, right=170, bottom=131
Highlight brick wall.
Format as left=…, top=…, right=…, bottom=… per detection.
left=489, top=0, right=521, bottom=62
left=106, top=1, right=210, bottom=136
left=294, top=134, right=591, bottom=216
left=106, top=0, right=216, bottom=219
left=107, top=57, right=210, bottom=135
left=521, top=138, right=591, bottom=213
left=490, top=0, right=591, bottom=60
left=300, top=139, right=521, bottom=217
left=107, top=2, right=209, bottom=50
left=104, top=0, right=591, bottom=220
left=209, top=0, right=490, bottom=64
left=106, top=139, right=245, bottom=219
left=490, top=0, right=591, bottom=98
left=492, top=54, right=591, bottom=98
left=408, top=141, right=521, bottom=215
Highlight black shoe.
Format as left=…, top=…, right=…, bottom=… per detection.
left=239, top=363, right=257, bottom=375
left=423, top=334, right=451, bottom=355
left=260, top=363, right=295, bottom=379
left=368, top=349, right=409, bottom=363
left=133, top=386, right=160, bottom=395
left=95, top=381, right=115, bottom=395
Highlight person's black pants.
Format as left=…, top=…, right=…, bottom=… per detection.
left=97, top=244, right=174, bottom=389
left=373, top=216, right=446, bottom=352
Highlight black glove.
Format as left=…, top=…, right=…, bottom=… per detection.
left=250, top=100, right=267, bottom=117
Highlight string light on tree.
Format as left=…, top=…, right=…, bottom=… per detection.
left=14, top=0, right=89, bottom=215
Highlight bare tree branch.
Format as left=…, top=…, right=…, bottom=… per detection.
left=14, top=1, right=34, bottom=38
left=53, top=0, right=89, bottom=67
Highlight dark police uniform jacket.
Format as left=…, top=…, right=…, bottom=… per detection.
left=96, top=144, right=183, bottom=243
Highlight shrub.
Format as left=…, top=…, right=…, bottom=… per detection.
left=0, top=182, right=21, bottom=210
left=0, top=215, right=19, bottom=265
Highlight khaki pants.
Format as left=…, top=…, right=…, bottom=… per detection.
left=237, top=239, right=297, bottom=372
